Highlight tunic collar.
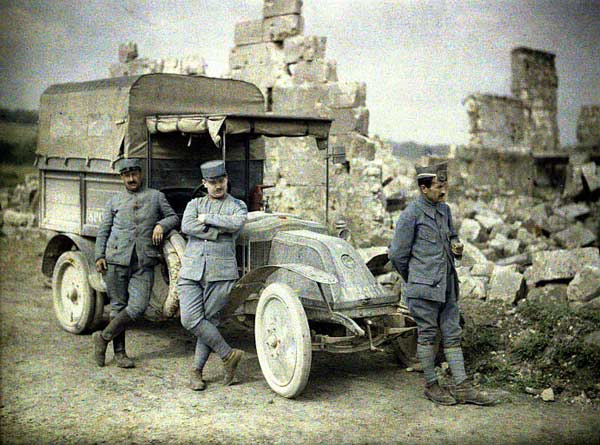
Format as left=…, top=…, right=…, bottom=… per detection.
left=416, top=194, right=446, bottom=219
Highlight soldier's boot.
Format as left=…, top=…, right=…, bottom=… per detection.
left=222, top=348, right=244, bottom=386
left=92, top=310, right=134, bottom=367
left=189, top=369, right=206, bottom=391
left=424, top=382, right=457, bottom=406
left=92, top=331, right=109, bottom=367
left=450, top=378, right=496, bottom=406
left=113, top=332, right=135, bottom=369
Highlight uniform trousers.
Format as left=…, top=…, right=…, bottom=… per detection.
left=178, top=277, right=235, bottom=370
left=106, top=251, right=154, bottom=320
left=407, top=260, right=462, bottom=347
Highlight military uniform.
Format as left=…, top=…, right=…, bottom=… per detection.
left=93, top=158, right=179, bottom=368
left=388, top=162, right=495, bottom=406
left=178, top=160, right=247, bottom=390
left=389, top=193, right=461, bottom=346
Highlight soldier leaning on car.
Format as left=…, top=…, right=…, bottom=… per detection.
left=93, top=158, right=179, bottom=368
left=388, top=161, right=495, bottom=406
left=178, top=160, right=247, bottom=391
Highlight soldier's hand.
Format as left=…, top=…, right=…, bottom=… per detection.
left=152, top=224, right=164, bottom=245
left=451, top=241, right=464, bottom=258
left=96, top=258, right=107, bottom=274
left=197, top=213, right=207, bottom=224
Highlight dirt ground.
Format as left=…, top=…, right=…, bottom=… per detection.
left=1, top=235, right=599, bottom=445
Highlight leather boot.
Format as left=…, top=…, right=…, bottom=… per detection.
left=92, top=310, right=134, bottom=367
left=222, top=349, right=244, bottom=386
left=113, top=332, right=135, bottom=369
left=92, top=331, right=109, bottom=367
left=450, top=378, right=496, bottom=406
left=189, top=369, right=206, bottom=391
left=424, top=382, right=457, bottom=406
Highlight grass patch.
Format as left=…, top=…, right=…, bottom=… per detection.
left=0, top=122, right=38, bottom=165
left=461, top=298, right=600, bottom=399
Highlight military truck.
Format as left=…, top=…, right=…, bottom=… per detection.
left=37, top=73, right=415, bottom=398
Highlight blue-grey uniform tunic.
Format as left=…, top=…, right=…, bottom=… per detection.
left=95, top=187, right=179, bottom=319
left=178, top=193, right=247, bottom=369
left=388, top=195, right=462, bottom=346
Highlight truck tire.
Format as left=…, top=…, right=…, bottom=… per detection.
left=52, top=251, right=96, bottom=334
left=255, top=283, right=312, bottom=398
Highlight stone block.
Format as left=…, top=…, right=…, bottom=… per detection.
left=552, top=223, right=596, bottom=249
left=229, top=42, right=285, bottom=70
left=290, top=60, right=338, bottom=84
left=329, top=133, right=376, bottom=162
left=471, top=260, right=495, bottom=277
left=230, top=63, right=289, bottom=91
left=325, top=82, right=367, bottom=109
left=488, top=266, right=526, bottom=303
left=263, top=0, right=303, bottom=18
left=475, top=211, right=503, bottom=231
left=527, top=284, right=568, bottom=305
left=118, top=42, right=138, bottom=63
left=330, top=107, right=369, bottom=136
left=525, top=247, right=600, bottom=285
left=554, top=202, right=590, bottom=221
left=234, top=20, right=264, bottom=46
left=284, top=35, right=327, bottom=63
left=278, top=157, right=325, bottom=186
left=581, top=162, right=600, bottom=192
left=3, top=209, right=36, bottom=227
left=263, top=14, right=304, bottom=42
left=461, top=241, right=488, bottom=268
left=271, top=83, right=329, bottom=114
left=567, top=265, right=600, bottom=302
left=542, top=214, right=567, bottom=234
left=461, top=275, right=487, bottom=299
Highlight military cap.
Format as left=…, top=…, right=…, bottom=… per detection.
left=415, top=162, right=448, bottom=182
left=116, top=158, right=142, bottom=174
left=201, top=160, right=227, bottom=180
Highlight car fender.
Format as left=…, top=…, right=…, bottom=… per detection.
left=221, top=263, right=337, bottom=319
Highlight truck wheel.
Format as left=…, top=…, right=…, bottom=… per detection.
left=52, top=251, right=96, bottom=334
left=255, top=283, right=312, bottom=398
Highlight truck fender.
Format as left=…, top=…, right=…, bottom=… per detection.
left=42, top=233, right=106, bottom=293
left=221, top=263, right=337, bottom=319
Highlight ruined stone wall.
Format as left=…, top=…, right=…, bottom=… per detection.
left=511, top=47, right=559, bottom=153
left=577, top=105, right=600, bottom=146
left=228, top=0, right=387, bottom=247
left=463, top=94, right=526, bottom=147
left=109, top=42, right=206, bottom=77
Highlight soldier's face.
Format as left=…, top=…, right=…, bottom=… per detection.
left=203, top=175, right=228, bottom=199
left=421, top=177, right=447, bottom=203
left=121, top=169, right=143, bottom=192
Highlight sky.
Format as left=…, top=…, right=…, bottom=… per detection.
left=1, top=0, right=599, bottom=145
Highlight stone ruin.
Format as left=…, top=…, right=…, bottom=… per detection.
left=2, top=0, right=599, bottom=317
left=109, top=41, right=207, bottom=77
left=228, top=0, right=390, bottom=247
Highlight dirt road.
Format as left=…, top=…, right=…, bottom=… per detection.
left=1, top=235, right=598, bottom=444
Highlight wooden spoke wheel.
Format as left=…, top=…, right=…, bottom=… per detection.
left=255, top=283, right=312, bottom=398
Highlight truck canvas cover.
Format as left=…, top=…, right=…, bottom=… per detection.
left=36, top=74, right=265, bottom=163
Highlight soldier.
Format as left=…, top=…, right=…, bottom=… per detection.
left=178, top=160, right=247, bottom=391
left=93, top=158, right=179, bottom=368
left=389, top=162, right=494, bottom=406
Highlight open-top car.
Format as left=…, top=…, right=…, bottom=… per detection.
left=37, top=73, right=415, bottom=398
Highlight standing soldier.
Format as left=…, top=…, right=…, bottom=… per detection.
left=389, top=162, right=494, bottom=406
left=93, top=159, right=179, bottom=368
left=178, top=160, right=247, bottom=391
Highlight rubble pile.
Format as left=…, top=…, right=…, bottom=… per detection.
left=0, top=173, right=41, bottom=239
